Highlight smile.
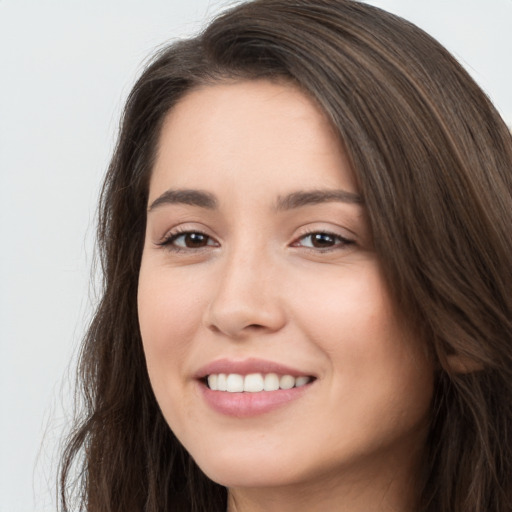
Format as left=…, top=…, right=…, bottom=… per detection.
left=206, top=372, right=313, bottom=392
left=196, top=359, right=316, bottom=417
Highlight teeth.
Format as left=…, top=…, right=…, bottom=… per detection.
left=207, top=374, right=218, bottom=390
left=295, top=376, right=310, bottom=387
left=264, top=373, right=280, bottom=391
left=217, top=373, right=227, bottom=391
left=244, top=373, right=264, bottom=392
left=206, top=373, right=312, bottom=392
left=279, top=375, right=295, bottom=390
left=226, top=373, right=244, bottom=392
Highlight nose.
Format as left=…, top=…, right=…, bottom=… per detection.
left=204, top=249, right=287, bottom=339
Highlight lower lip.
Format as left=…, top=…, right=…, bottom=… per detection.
left=199, top=382, right=313, bottom=418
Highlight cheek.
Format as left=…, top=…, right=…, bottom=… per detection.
left=289, top=261, right=391, bottom=353
left=290, top=261, right=433, bottom=411
left=137, top=264, right=206, bottom=379
left=137, top=262, right=214, bottom=437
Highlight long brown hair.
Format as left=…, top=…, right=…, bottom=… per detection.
left=59, top=1, right=512, bottom=510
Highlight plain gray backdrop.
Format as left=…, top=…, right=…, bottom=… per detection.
left=1, top=1, right=511, bottom=510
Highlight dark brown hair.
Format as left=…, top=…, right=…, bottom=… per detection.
left=59, top=1, right=512, bottom=511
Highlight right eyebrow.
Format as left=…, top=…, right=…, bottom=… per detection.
left=147, top=189, right=218, bottom=212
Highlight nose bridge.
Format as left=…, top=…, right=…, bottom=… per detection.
left=205, top=234, right=286, bottom=337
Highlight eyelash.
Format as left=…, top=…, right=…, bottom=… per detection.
left=291, top=229, right=355, bottom=252
left=156, top=228, right=355, bottom=253
left=156, top=228, right=217, bottom=253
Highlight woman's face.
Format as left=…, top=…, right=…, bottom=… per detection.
left=138, top=80, right=434, bottom=494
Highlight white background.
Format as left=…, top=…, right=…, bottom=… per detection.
left=0, top=1, right=510, bottom=511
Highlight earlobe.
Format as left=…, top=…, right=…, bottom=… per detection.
left=445, top=353, right=484, bottom=374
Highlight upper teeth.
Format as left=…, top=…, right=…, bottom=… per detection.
left=207, top=373, right=312, bottom=393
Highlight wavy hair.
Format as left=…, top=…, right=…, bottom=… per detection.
left=59, top=1, right=512, bottom=510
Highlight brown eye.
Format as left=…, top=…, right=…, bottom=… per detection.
left=179, top=232, right=210, bottom=248
left=294, top=232, right=354, bottom=250
left=160, top=231, right=218, bottom=251
left=309, top=233, right=337, bottom=248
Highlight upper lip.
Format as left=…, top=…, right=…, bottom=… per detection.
left=195, top=357, right=315, bottom=379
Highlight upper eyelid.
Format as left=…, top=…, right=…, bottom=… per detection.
left=156, top=229, right=353, bottom=251
left=152, top=214, right=359, bottom=245
left=297, top=231, right=350, bottom=240
left=158, top=223, right=216, bottom=241
left=293, top=225, right=356, bottom=241
left=159, top=229, right=217, bottom=246
left=157, top=223, right=355, bottom=239
left=292, top=231, right=354, bottom=247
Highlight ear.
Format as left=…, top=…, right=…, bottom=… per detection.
left=445, top=353, right=484, bottom=374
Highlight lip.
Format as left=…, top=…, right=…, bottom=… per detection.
left=199, top=384, right=312, bottom=417
left=194, top=357, right=315, bottom=379
left=195, top=358, right=316, bottom=418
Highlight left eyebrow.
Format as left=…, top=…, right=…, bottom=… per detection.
left=274, top=189, right=363, bottom=211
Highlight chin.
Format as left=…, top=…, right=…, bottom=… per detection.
left=192, top=448, right=305, bottom=489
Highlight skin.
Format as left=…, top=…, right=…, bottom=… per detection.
left=138, top=80, right=435, bottom=512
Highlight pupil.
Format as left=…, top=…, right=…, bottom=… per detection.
left=186, top=233, right=207, bottom=247
left=312, top=233, right=334, bottom=247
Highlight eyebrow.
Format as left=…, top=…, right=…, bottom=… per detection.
left=147, top=187, right=363, bottom=212
left=274, top=189, right=363, bottom=211
left=148, top=189, right=217, bottom=211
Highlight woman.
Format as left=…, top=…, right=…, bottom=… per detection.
left=59, top=0, right=512, bottom=511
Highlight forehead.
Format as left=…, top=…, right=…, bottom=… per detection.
left=149, top=79, right=357, bottom=202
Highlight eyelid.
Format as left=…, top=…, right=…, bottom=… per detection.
left=153, top=223, right=357, bottom=253
left=155, top=225, right=220, bottom=252
left=290, top=228, right=356, bottom=251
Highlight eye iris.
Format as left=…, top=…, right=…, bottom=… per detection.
left=185, top=233, right=208, bottom=248
left=311, top=233, right=335, bottom=247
